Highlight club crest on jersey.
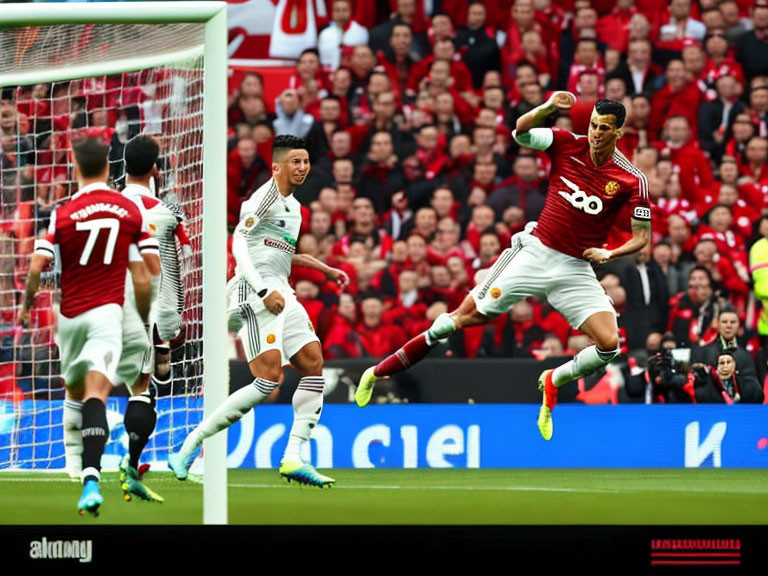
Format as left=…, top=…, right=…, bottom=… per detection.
left=605, top=181, right=620, bottom=196
left=266, top=334, right=276, bottom=344
left=244, top=216, right=255, bottom=228
left=558, top=176, right=603, bottom=215
left=490, top=287, right=501, bottom=299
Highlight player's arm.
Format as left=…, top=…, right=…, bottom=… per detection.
left=513, top=91, right=576, bottom=150
left=232, top=208, right=285, bottom=315
left=16, top=253, right=52, bottom=326
left=291, top=253, right=350, bottom=288
left=583, top=218, right=651, bottom=264
left=130, top=258, right=153, bottom=324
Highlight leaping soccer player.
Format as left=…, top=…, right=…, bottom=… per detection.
left=355, top=93, right=651, bottom=441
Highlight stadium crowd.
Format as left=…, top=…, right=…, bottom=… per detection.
left=3, top=0, right=768, bottom=403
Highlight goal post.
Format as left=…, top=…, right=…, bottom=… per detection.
left=0, top=1, right=228, bottom=525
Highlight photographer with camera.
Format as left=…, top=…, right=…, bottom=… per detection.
left=644, top=333, right=695, bottom=403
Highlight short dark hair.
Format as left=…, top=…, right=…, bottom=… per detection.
left=594, top=98, right=626, bottom=128
left=689, top=264, right=714, bottom=287
left=272, top=135, right=307, bottom=162
left=718, top=306, right=740, bottom=321
left=72, top=136, right=109, bottom=178
left=124, top=134, right=159, bottom=177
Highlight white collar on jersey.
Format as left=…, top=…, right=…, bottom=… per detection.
left=123, top=183, right=154, bottom=198
left=71, top=181, right=110, bottom=200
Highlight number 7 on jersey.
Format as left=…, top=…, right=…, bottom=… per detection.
left=76, top=218, right=120, bottom=265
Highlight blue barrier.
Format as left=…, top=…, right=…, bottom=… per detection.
left=2, top=400, right=767, bottom=469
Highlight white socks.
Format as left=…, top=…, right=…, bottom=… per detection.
left=283, top=376, right=324, bottom=463
left=552, top=345, right=621, bottom=387
left=63, top=398, right=83, bottom=479
left=178, top=377, right=277, bottom=461
left=426, top=313, right=456, bottom=345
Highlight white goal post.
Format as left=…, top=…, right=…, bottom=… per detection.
left=0, top=1, right=228, bottom=525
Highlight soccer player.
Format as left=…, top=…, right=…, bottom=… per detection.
left=17, top=136, right=159, bottom=515
left=114, top=134, right=190, bottom=502
left=168, top=135, right=348, bottom=487
left=355, top=93, right=650, bottom=441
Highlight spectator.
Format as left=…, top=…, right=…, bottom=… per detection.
left=273, top=88, right=313, bottom=138
left=357, top=296, right=409, bottom=357
left=653, top=239, right=688, bottom=296
left=331, top=196, right=393, bottom=263
left=369, top=0, right=428, bottom=59
left=658, top=0, right=707, bottom=45
left=323, top=293, right=366, bottom=359
left=668, top=265, right=721, bottom=347
left=734, top=2, right=768, bottom=83
left=455, top=1, right=502, bottom=90
left=486, top=154, right=546, bottom=222
left=720, top=0, right=750, bottom=44
left=697, top=71, right=746, bottom=163
left=378, top=22, right=419, bottom=102
left=355, top=131, right=405, bottom=214
left=691, top=307, right=762, bottom=391
left=649, top=59, right=701, bottom=141
left=306, top=96, right=342, bottom=162
left=615, top=243, right=670, bottom=352
left=429, top=217, right=464, bottom=265
left=596, top=0, right=638, bottom=54
left=748, top=82, right=768, bottom=140
left=226, top=136, right=267, bottom=228
left=691, top=349, right=764, bottom=403
left=742, top=136, right=768, bottom=185
left=566, top=38, right=605, bottom=97
left=318, top=0, right=369, bottom=72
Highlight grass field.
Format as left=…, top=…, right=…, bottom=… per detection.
left=1, top=468, right=767, bottom=525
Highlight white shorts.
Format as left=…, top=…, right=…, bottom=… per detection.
left=57, top=303, right=123, bottom=387
left=470, top=230, right=615, bottom=329
left=115, top=300, right=152, bottom=389
left=228, top=277, right=319, bottom=364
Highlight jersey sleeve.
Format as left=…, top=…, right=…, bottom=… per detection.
left=132, top=205, right=160, bottom=256
left=33, top=208, right=57, bottom=261
left=628, top=171, right=652, bottom=222
left=513, top=127, right=575, bottom=151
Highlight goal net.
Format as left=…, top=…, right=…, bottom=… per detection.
left=0, top=21, right=210, bottom=472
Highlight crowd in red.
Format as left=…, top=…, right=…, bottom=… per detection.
left=225, top=0, right=768, bottom=363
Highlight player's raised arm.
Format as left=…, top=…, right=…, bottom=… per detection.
left=583, top=218, right=651, bottom=264
left=514, top=91, right=576, bottom=150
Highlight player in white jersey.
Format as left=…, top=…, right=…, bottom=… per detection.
left=169, top=135, right=348, bottom=487
left=116, top=134, right=190, bottom=501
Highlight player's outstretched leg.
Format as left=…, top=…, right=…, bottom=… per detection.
left=168, top=377, right=278, bottom=480
left=537, top=345, right=621, bottom=441
left=355, top=312, right=458, bottom=407
left=120, top=454, right=164, bottom=502
left=279, top=461, right=335, bottom=488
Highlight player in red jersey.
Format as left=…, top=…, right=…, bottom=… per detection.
left=355, top=93, right=651, bottom=442
left=17, top=136, right=159, bottom=516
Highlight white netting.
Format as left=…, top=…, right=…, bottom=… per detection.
left=0, top=23, right=207, bottom=470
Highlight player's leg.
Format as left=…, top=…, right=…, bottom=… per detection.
left=78, top=370, right=112, bottom=516
left=538, top=263, right=620, bottom=440
left=279, top=340, right=335, bottom=487
left=63, top=389, right=84, bottom=480
left=169, top=300, right=283, bottom=479
left=357, top=242, right=535, bottom=406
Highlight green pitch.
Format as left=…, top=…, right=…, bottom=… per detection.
left=1, top=468, right=766, bottom=524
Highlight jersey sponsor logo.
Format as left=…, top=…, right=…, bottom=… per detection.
left=264, top=237, right=297, bottom=253
left=633, top=206, right=652, bottom=220
left=558, top=176, right=604, bottom=215
left=605, top=181, right=620, bottom=196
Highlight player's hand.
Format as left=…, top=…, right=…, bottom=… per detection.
left=326, top=267, right=350, bottom=289
left=583, top=247, right=613, bottom=264
left=547, top=91, right=576, bottom=111
left=263, top=290, right=285, bottom=315
left=16, top=307, right=30, bottom=327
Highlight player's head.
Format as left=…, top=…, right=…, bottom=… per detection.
left=124, top=134, right=160, bottom=178
left=588, top=98, right=626, bottom=153
left=272, top=134, right=310, bottom=188
left=72, top=136, right=109, bottom=181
